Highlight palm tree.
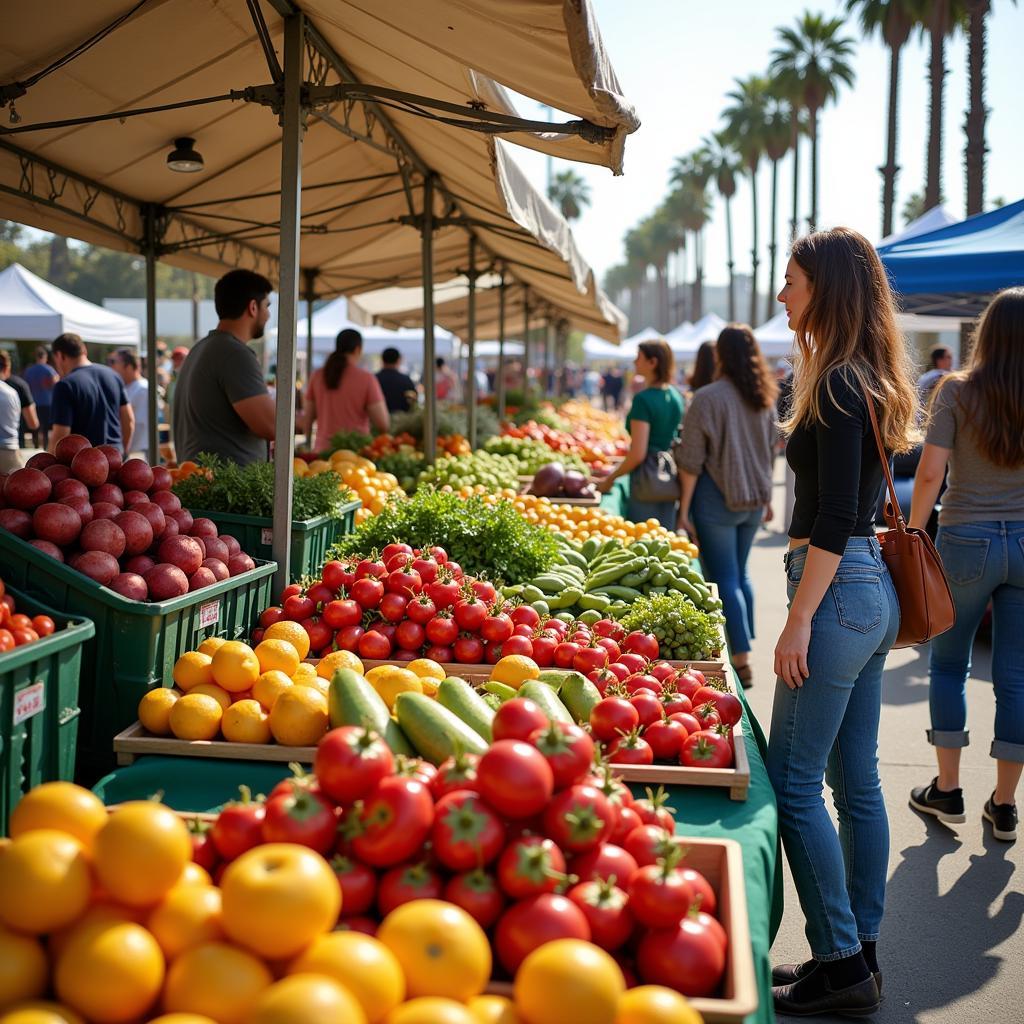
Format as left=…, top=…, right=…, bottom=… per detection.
left=724, top=74, right=772, bottom=325
left=624, top=226, right=653, bottom=327
left=669, top=149, right=713, bottom=320
left=703, top=132, right=741, bottom=320
left=547, top=169, right=592, bottom=221
left=846, top=0, right=917, bottom=237
left=771, top=12, right=857, bottom=232
left=901, top=190, right=927, bottom=225
left=762, top=91, right=793, bottom=322
left=644, top=211, right=684, bottom=332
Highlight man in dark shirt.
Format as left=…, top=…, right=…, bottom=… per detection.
left=49, top=333, right=134, bottom=453
left=376, top=347, right=417, bottom=413
left=0, top=351, right=39, bottom=446
left=22, top=346, right=58, bottom=448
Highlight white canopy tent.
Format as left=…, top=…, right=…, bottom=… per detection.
left=582, top=333, right=633, bottom=363
left=0, top=263, right=141, bottom=347
left=667, top=313, right=727, bottom=357
left=753, top=312, right=795, bottom=357
left=878, top=205, right=959, bottom=248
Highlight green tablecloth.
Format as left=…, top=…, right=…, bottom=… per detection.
left=599, top=474, right=631, bottom=518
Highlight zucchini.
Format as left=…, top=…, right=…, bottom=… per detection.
left=394, top=692, right=488, bottom=764
left=328, top=669, right=414, bottom=756
left=519, top=679, right=573, bottom=724
left=483, top=680, right=518, bottom=701
left=437, top=677, right=495, bottom=741
left=577, top=608, right=602, bottom=625
left=547, top=587, right=583, bottom=609
left=481, top=692, right=502, bottom=712
left=558, top=673, right=602, bottom=725
left=536, top=669, right=568, bottom=691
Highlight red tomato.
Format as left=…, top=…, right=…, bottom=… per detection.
left=573, top=644, right=608, bottom=675
left=610, top=803, right=644, bottom=846
left=542, top=619, right=568, bottom=635
left=645, top=719, right=688, bottom=761
left=431, top=751, right=481, bottom=799
left=649, top=661, right=676, bottom=682
left=510, top=605, right=540, bottom=629
left=259, top=605, right=286, bottom=628
left=444, top=869, right=505, bottom=929
left=570, top=843, right=639, bottom=886
left=480, top=611, right=513, bottom=644
left=495, top=894, right=592, bottom=973
left=477, top=740, right=554, bottom=819
left=330, top=854, right=376, bottom=915
left=306, top=581, right=335, bottom=609
left=568, top=879, right=634, bottom=950
left=553, top=641, right=581, bottom=669
left=410, top=557, right=438, bottom=585
left=280, top=583, right=302, bottom=602
left=406, top=594, right=437, bottom=625
left=593, top=618, right=626, bottom=642
left=424, top=645, right=454, bottom=663
left=662, top=691, right=694, bottom=717
left=453, top=598, right=487, bottom=632
left=191, top=831, right=219, bottom=873
left=674, top=670, right=705, bottom=700
left=453, top=634, right=485, bottom=664
left=322, top=598, right=362, bottom=630
left=431, top=789, right=506, bottom=871
left=636, top=917, right=727, bottom=997
left=351, top=776, right=434, bottom=867
left=394, top=619, right=426, bottom=652
left=337, top=915, right=377, bottom=937
left=284, top=594, right=316, bottom=621
left=626, top=673, right=663, bottom=696
left=314, top=726, right=394, bottom=805
left=631, top=791, right=676, bottom=832
left=595, top=637, right=621, bottom=662
left=357, top=629, right=393, bottom=660
left=589, top=697, right=639, bottom=743
left=682, top=869, right=718, bottom=918
left=262, top=788, right=338, bottom=855
left=492, top=698, right=549, bottom=742
left=471, top=579, right=497, bottom=604
left=497, top=835, right=566, bottom=899
left=321, top=560, right=350, bottom=592
left=692, top=685, right=743, bottom=727
left=629, top=692, right=664, bottom=727
left=608, top=731, right=654, bottom=765
left=512, top=623, right=535, bottom=638
left=378, top=592, right=408, bottom=623
left=382, top=542, right=413, bottom=563
left=623, top=824, right=677, bottom=867
left=355, top=557, right=387, bottom=580
left=350, top=577, right=384, bottom=610
left=336, top=624, right=365, bottom=652
left=385, top=567, right=422, bottom=598
left=11, top=627, right=39, bottom=646
left=542, top=784, right=615, bottom=854
left=427, top=545, right=448, bottom=564
left=680, top=731, right=733, bottom=769
left=622, top=630, right=659, bottom=660
left=616, top=652, right=646, bottom=676
left=529, top=721, right=594, bottom=790
left=426, top=577, right=461, bottom=610
left=377, top=859, right=443, bottom=916
left=628, top=861, right=695, bottom=928
left=668, top=711, right=702, bottom=735
left=210, top=794, right=266, bottom=861
left=31, top=614, right=56, bottom=637
left=500, top=634, right=535, bottom=658
left=589, top=668, right=620, bottom=696
left=300, top=616, right=333, bottom=654
left=425, top=612, right=458, bottom=646
left=529, top=634, right=557, bottom=667
left=692, top=701, right=722, bottom=730
left=8, top=613, right=33, bottom=631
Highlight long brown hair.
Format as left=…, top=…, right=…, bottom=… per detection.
left=781, top=227, right=918, bottom=453
left=715, top=324, right=778, bottom=410
left=933, top=287, right=1024, bottom=468
left=688, top=341, right=716, bottom=390
left=324, top=329, right=362, bottom=390
left=637, top=339, right=674, bottom=385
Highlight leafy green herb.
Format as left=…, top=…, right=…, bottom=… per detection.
left=322, top=430, right=373, bottom=456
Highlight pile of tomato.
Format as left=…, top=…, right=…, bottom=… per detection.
left=0, top=576, right=55, bottom=652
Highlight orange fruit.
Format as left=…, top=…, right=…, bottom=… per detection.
left=221, top=700, right=271, bottom=744
left=196, top=636, right=227, bottom=657
left=0, top=924, right=48, bottom=1007
left=146, top=884, right=223, bottom=960
left=138, top=687, right=180, bottom=735
left=466, top=994, right=521, bottom=1023
left=385, top=998, right=476, bottom=1024
left=315, top=650, right=363, bottom=677
left=365, top=666, right=421, bottom=710
left=291, top=662, right=318, bottom=687
left=268, top=687, right=328, bottom=747
left=0, top=1002, right=85, bottom=1024
left=211, top=642, right=260, bottom=693
left=252, top=670, right=294, bottom=710
left=8, top=781, right=107, bottom=851
left=168, top=694, right=223, bottom=741
left=248, top=974, right=367, bottom=1024
left=614, top=985, right=702, bottom=1024
left=293, top=675, right=330, bottom=699
left=490, top=655, right=540, bottom=688
left=514, top=939, right=624, bottom=1024
left=188, top=683, right=232, bottom=711
left=262, top=621, right=310, bottom=660
left=0, top=830, right=91, bottom=934
left=49, top=904, right=143, bottom=961
left=407, top=658, right=445, bottom=681
left=254, top=639, right=300, bottom=677
left=162, top=942, right=272, bottom=1024
left=92, top=801, right=192, bottom=907
left=172, top=652, right=213, bottom=691
left=54, top=920, right=165, bottom=1024
left=179, top=861, right=212, bottom=887
left=148, top=1016, right=218, bottom=1024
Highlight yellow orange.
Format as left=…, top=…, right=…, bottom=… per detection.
left=490, top=655, right=540, bottom=689
left=179, top=862, right=212, bottom=887
left=172, top=651, right=214, bottom=692
left=252, top=670, right=294, bottom=711
left=262, top=621, right=310, bottom=660
left=196, top=636, right=227, bottom=657
left=248, top=974, right=367, bottom=1024
left=221, top=700, right=272, bottom=744
left=138, top=687, right=180, bottom=735
left=0, top=830, right=91, bottom=934
left=315, top=650, right=364, bottom=677
left=8, top=781, right=107, bottom=852
left=168, top=694, right=223, bottom=741
left=0, top=924, right=48, bottom=1007
left=365, top=666, right=421, bottom=710
left=211, top=642, right=260, bottom=694
left=291, top=662, right=318, bottom=686
left=268, top=687, right=329, bottom=746
left=163, top=942, right=272, bottom=1024
left=254, top=639, right=300, bottom=677
left=294, top=675, right=330, bottom=699
left=0, top=1002, right=85, bottom=1024
left=146, top=884, right=223, bottom=960
left=188, top=683, right=232, bottom=711
left=406, top=658, right=445, bottom=681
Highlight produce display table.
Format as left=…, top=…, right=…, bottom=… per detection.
left=599, top=474, right=631, bottom=518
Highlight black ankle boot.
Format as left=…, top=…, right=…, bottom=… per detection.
left=773, top=952, right=880, bottom=1017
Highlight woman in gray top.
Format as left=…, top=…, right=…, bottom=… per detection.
left=908, top=288, right=1024, bottom=842
left=676, top=325, right=777, bottom=686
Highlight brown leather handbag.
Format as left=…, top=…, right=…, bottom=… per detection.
left=864, top=390, right=956, bottom=648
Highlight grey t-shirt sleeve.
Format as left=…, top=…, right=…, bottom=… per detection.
left=675, top=393, right=709, bottom=475
left=222, top=348, right=268, bottom=405
left=925, top=381, right=957, bottom=449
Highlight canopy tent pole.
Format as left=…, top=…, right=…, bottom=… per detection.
left=465, top=236, right=478, bottom=450
left=141, top=205, right=159, bottom=465
left=303, top=269, right=316, bottom=430
left=421, top=175, right=437, bottom=466
left=270, top=11, right=305, bottom=594
left=522, top=290, right=530, bottom=399
left=496, top=270, right=507, bottom=423
left=544, top=318, right=553, bottom=397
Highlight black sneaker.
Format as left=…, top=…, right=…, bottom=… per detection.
left=909, top=778, right=966, bottom=824
left=983, top=794, right=1018, bottom=842
left=773, top=959, right=883, bottom=997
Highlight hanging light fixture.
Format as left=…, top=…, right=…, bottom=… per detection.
left=166, top=137, right=204, bottom=173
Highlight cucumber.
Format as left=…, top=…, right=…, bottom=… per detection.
left=483, top=680, right=518, bottom=701
left=481, top=692, right=502, bottom=712
left=577, top=609, right=602, bottom=625
left=558, top=673, right=602, bottom=725
left=328, top=669, right=414, bottom=756
left=518, top=680, right=573, bottom=724
left=536, top=669, right=568, bottom=691
left=394, top=692, right=488, bottom=764
left=437, top=677, right=495, bottom=741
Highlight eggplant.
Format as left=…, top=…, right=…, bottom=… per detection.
left=529, top=462, right=566, bottom=497
left=562, top=470, right=589, bottom=497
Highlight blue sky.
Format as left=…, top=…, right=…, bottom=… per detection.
left=513, top=0, right=1024, bottom=297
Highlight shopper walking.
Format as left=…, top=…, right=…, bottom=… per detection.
left=304, top=329, right=389, bottom=450
left=0, top=378, right=25, bottom=472
left=376, top=347, right=417, bottom=414
left=0, top=351, right=38, bottom=452
left=49, top=333, right=134, bottom=453
left=108, top=348, right=149, bottom=457
left=172, top=270, right=275, bottom=466
left=595, top=339, right=684, bottom=530
left=908, top=288, right=1024, bottom=843
left=22, top=346, right=58, bottom=449
left=766, top=228, right=918, bottom=1017
left=675, top=325, right=776, bottom=687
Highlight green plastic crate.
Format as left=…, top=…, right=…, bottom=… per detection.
left=0, top=587, right=95, bottom=834
left=189, top=499, right=361, bottom=580
left=0, top=531, right=275, bottom=783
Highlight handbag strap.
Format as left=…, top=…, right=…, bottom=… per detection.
left=861, top=381, right=907, bottom=534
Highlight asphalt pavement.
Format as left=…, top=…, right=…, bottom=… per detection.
left=741, top=463, right=1023, bottom=1024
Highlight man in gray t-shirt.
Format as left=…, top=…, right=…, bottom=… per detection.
left=172, top=270, right=276, bottom=466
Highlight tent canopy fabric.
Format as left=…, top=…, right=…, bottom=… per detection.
left=0, top=262, right=141, bottom=347
left=582, top=333, right=634, bottom=363
left=877, top=205, right=958, bottom=248
left=666, top=313, right=727, bottom=356
left=0, top=1, right=634, bottom=341
left=752, top=311, right=794, bottom=357
left=878, top=198, right=1024, bottom=316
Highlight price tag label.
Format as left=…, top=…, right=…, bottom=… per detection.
left=14, top=682, right=45, bottom=725
left=260, top=528, right=273, bottom=546
left=199, top=600, right=220, bottom=629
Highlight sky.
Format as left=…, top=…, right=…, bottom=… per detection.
left=511, top=0, right=1024, bottom=302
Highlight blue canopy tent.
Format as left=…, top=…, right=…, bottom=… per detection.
left=878, top=198, right=1024, bottom=317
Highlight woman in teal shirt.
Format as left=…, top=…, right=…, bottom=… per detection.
left=596, top=339, right=684, bottom=529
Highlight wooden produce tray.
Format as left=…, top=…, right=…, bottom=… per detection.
left=112, top=721, right=316, bottom=766
left=487, top=837, right=757, bottom=1024
left=517, top=483, right=601, bottom=506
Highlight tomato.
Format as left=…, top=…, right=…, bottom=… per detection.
left=542, top=784, right=615, bottom=854
left=306, top=581, right=336, bottom=609
left=480, top=611, right=513, bottom=644
left=425, top=612, right=458, bottom=646
left=31, top=614, right=55, bottom=637
left=453, top=598, right=487, bottom=632
left=608, top=731, right=653, bottom=765
left=573, top=644, right=608, bottom=675
left=662, top=691, right=694, bottom=716
left=385, top=552, right=412, bottom=573
left=692, top=701, right=722, bottom=729
left=8, top=613, right=33, bottom=631
left=352, top=776, right=434, bottom=867
left=512, top=623, right=535, bottom=637
left=529, top=634, right=557, bottom=666
left=351, top=577, right=384, bottom=610
left=378, top=859, right=444, bottom=916
left=477, top=740, right=554, bottom=819
left=380, top=592, right=409, bottom=623
left=431, top=790, right=506, bottom=871
left=669, top=711, right=702, bottom=735
left=322, top=598, right=362, bottom=630
left=631, top=790, right=676, bottom=831
left=589, top=697, right=639, bottom=742
left=425, top=645, right=454, bottom=663
left=337, top=914, right=378, bottom=936
left=315, top=726, right=394, bottom=804
left=553, top=641, right=581, bottom=668
left=674, top=669, right=705, bottom=700
left=680, top=731, right=733, bottom=769
left=321, top=560, right=349, bottom=591
left=300, top=615, right=332, bottom=654
left=280, top=582, right=303, bottom=601
left=610, top=803, right=644, bottom=845
left=382, top=542, right=414, bottom=563
left=411, top=556, right=439, bottom=585
left=497, top=835, right=566, bottom=899
left=258, top=603, right=284, bottom=628
left=431, top=751, right=480, bottom=798
left=444, top=868, right=505, bottom=929
left=681, top=867, right=718, bottom=917
left=622, top=631, right=659, bottom=660
left=693, top=685, right=743, bottom=727
left=568, top=879, right=634, bottom=950
left=616, top=652, right=646, bottom=676
left=626, top=673, right=663, bottom=696
left=262, top=788, right=338, bottom=855
left=336, top=624, right=365, bottom=651
left=628, top=860, right=695, bottom=928
left=571, top=842, right=639, bottom=886
left=426, top=578, right=461, bottom=610
left=11, top=627, right=39, bottom=646
left=645, top=719, right=688, bottom=761
left=358, top=629, right=393, bottom=660
left=407, top=594, right=437, bottom=625
left=453, top=634, right=485, bottom=664
left=387, top=567, right=422, bottom=598
left=428, top=545, right=449, bottom=564
left=494, top=894, right=591, bottom=973
left=510, top=605, right=540, bottom=629
left=0, top=628, right=14, bottom=652
left=395, top=619, right=426, bottom=651
left=283, top=594, right=315, bottom=621
left=212, top=791, right=266, bottom=861
left=623, top=824, right=677, bottom=867
left=500, top=634, right=535, bottom=657
left=629, top=692, right=664, bottom=727
left=593, top=618, right=625, bottom=642
left=636, top=916, right=727, bottom=997
left=329, top=854, right=376, bottom=915
left=356, top=557, right=387, bottom=580
left=528, top=721, right=594, bottom=789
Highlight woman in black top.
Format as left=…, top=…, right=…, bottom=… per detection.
left=766, top=228, right=918, bottom=1017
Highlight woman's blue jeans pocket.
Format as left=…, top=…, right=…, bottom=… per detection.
left=937, top=529, right=990, bottom=586
left=831, top=575, right=883, bottom=633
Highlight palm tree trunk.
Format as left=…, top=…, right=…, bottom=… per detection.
left=657, top=265, right=669, bottom=332
left=881, top=42, right=903, bottom=238
left=725, top=197, right=736, bottom=321
left=767, top=158, right=779, bottom=324
left=925, top=0, right=949, bottom=210
left=789, top=109, right=800, bottom=242
left=808, top=106, right=819, bottom=232
left=692, top=228, right=704, bottom=321
left=749, top=166, right=760, bottom=326
left=964, top=0, right=989, bottom=216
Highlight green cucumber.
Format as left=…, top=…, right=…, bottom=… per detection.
left=531, top=600, right=550, bottom=616
left=437, top=677, right=495, bottom=741
left=518, top=680, right=573, bottom=724
left=521, top=585, right=545, bottom=603
left=558, top=673, right=602, bottom=725
left=579, top=592, right=611, bottom=612
left=483, top=680, right=518, bottom=701
left=481, top=692, right=502, bottom=711
left=536, top=669, right=569, bottom=691
left=328, top=669, right=414, bottom=756
left=394, top=692, right=488, bottom=764
left=547, top=587, right=583, bottom=609
left=560, top=549, right=589, bottom=571
left=577, top=609, right=603, bottom=625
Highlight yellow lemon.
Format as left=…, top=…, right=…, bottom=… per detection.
left=221, top=700, right=272, bottom=744
left=268, top=687, right=329, bottom=747
left=292, top=662, right=318, bottom=686
left=292, top=458, right=309, bottom=478
left=197, top=636, right=227, bottom=658
left=189, top=683, right=232, bottom=711
left=365, top=666, right=421, bottom=711
left=252, top=670, right=294, bottom=711
left=293, top=675, right=330, bottom=699
left=315, top=650, right=364, bottom=677
left=211, top=641, right=260, bottom=694
left=262, top=621, right=311, bottom=660
left=254, top=639, right=300, bottom=677
left=407, top=659, right=445, bottom=681
left=490, top=655, right=540, bottom=689
left=169, top=694, right=223, bottom=741
left=172, top=651, right=214, bottom=692
left=138, top=688, right=180, bottom=735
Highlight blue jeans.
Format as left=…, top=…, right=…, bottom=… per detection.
left=766, top=538, right=900, bottom=959
left=690, top=473, right=761, bottom=655
left=627, top=494, right=677, bottom=531
left=927, top=521, right=1024, bottom=763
